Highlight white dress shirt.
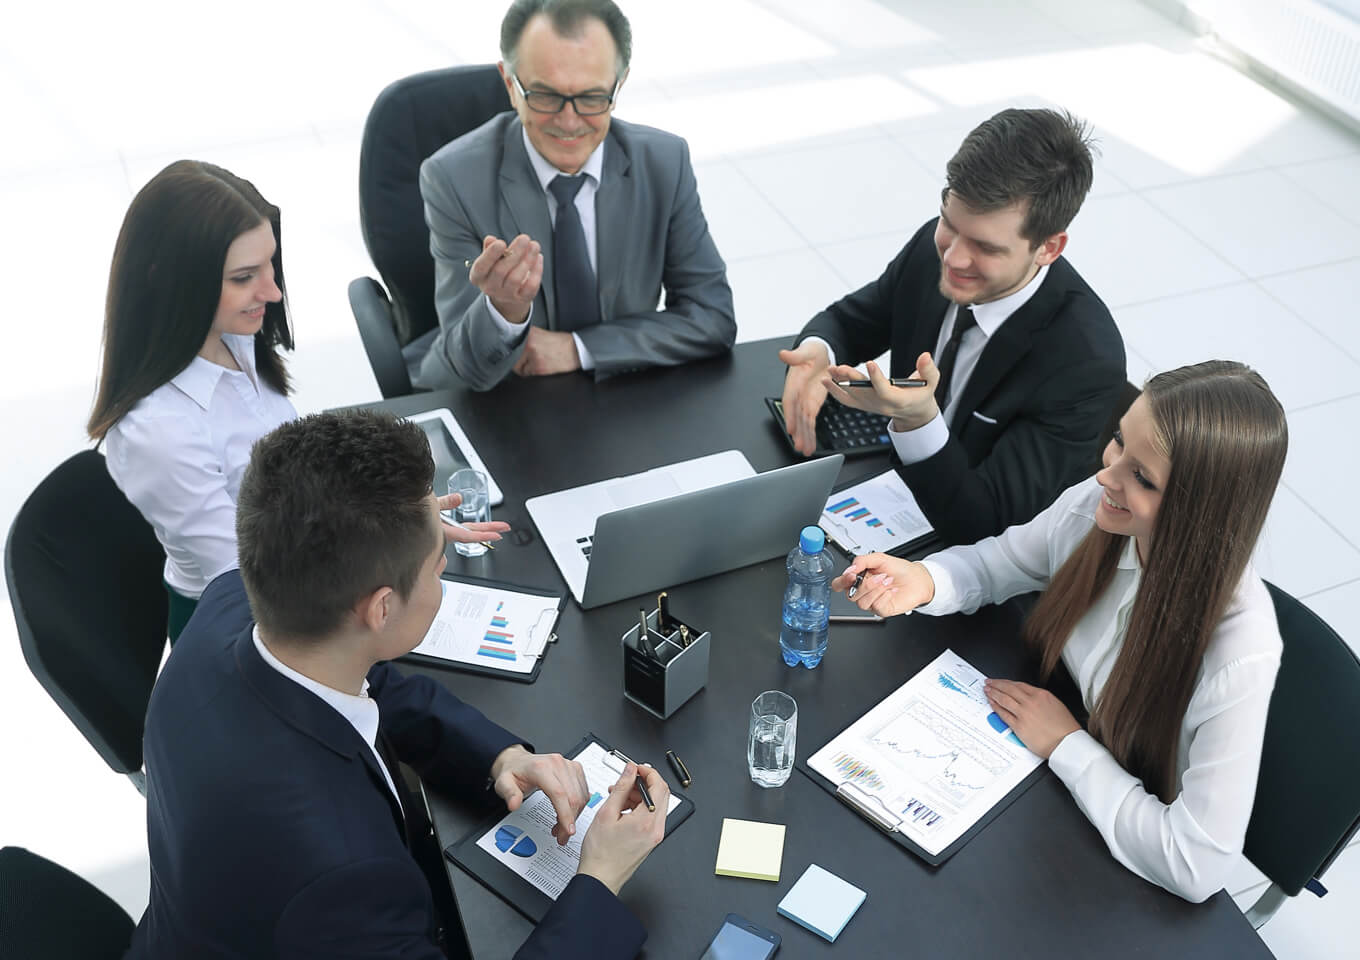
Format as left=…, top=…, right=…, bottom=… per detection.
left=805, top=263, right=1049, bottom=464
left=483, top=130, right=606, bottom=370
left=917, top=477, right=1282, bottom=902
left=252, top=627, right=402, bottom=808
left=104, top=334, right=297, bottom=599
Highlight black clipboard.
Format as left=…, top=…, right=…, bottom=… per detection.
left=798, top=739, right=1046, bottom=867
left=819, top=471, right=940, bottom=561
left=399, top=573, right=565, bottom=684
left=444, top=732, right=694, bottom=922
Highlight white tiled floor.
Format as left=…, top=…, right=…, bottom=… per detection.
left=2, top=1, right=1358, bottom=955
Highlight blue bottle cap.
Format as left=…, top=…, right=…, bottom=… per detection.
left=799, top=525, right=825, bottom=555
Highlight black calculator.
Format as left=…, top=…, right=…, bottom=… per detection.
left=765, top=396, right=893, bottom=457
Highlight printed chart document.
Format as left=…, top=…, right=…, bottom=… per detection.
left=405, top=578, right=561, bottom=678
left=470, top=741, right=682, bottom=900
left=820, top=469, right=932, bottom=555
left=807, top=649, right=1043, bottom=863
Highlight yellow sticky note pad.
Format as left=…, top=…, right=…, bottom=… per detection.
left=714, top=818, right=786, bottom=882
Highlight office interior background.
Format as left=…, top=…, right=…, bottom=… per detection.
left=2, top=0, right=1358, bottom=953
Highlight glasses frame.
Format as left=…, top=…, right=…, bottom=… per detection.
left=511, top=73, right=620, bottom=116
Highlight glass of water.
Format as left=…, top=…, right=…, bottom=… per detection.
left=747, top=690, right=797, bottom=788
left=449, top=469, right=490, bottom=558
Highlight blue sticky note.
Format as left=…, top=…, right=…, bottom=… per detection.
left=777, top=863, right=866, bottom=943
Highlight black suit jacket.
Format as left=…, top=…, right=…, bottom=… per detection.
left=127, top=571, right=646, bottom=959
left=801, top=218, right=1125, bottom=545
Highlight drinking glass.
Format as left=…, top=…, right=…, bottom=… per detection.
left=747, top=690, right=797, bottom=788
left=449, top=469, right=490, bottom=558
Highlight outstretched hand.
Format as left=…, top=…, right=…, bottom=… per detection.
left=830, top=552, right=935, bottom=618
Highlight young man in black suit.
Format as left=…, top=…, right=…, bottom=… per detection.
left=127, top=410, right=667, bottom=960
left=779, top=108, right=1126, bottom=546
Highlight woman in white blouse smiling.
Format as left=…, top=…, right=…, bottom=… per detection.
left=87, top=161, right=298, bottom=641
left=835, top=360, right=1288, bottom=902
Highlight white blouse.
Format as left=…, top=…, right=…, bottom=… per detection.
left=105, top=334, right=297, bottom=599
left=917, top=477, right=1282, bottom=902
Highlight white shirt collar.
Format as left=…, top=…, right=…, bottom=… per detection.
left=521, top=126, right=605, bottom=193
left=169, top=334, right=253, bottom=411
left=251, top=625, right=379, bottom=747
left=966, top=262, right=1050, bottom=338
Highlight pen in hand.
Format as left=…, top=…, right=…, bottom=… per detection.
left=847, top=570, right=867, bottom=599
left=835, top=378, right=927, bottom=388
left=635, top=771, right=656, bottom=812
left=441, top=513, right=495, bottom=549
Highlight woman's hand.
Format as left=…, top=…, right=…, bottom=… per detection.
left=830, top=552, right=935, bottom=618
left=984, top=679, right=1081, bottom=759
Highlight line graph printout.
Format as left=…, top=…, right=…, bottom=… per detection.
left=820, top=469, right=932, bottom=555
left=808, top=649, right=1042, bottom=856
left=474, top=741, right=681, bottom=899
left=409, top=580, right=560, bottom=675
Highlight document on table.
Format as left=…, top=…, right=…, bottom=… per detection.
left=820, top=469, right=932, bottom=555
left=807, top=649, right=1043, bottom=858
left=472, top=741, right=682, bottom=900
left=407, top=579, right=561, bottom=676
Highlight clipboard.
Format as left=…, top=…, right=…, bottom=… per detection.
left=798, top=649, right=1046, bottom=866
left=400, top=573, right=565, bottom=684
left=798, top=754, right=1045, bottom=867
left=444, top=732, right=694, bottom=922
left=820, top=471, right=940, bottom=561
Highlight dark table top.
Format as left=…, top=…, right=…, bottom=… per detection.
left=362, top=338, right=1270, bottom=959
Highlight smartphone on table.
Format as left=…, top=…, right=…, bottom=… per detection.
left=700, top=912, right=780, bottom=959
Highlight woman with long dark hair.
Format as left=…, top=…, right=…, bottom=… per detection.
left=89, top=161, right=296, bottom=640
left=836, top=360, right=1288, bottom=901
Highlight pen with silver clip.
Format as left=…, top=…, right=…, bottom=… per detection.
left=637, top=608, right=658, bottom=659
left=834, top=377, right=927, bottom=388
left=611, top=748, right=656, bottom=812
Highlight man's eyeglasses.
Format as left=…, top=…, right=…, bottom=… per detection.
left=512, top=74, right=619, bottom=116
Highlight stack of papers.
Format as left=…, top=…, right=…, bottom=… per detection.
left=777, top=864, right=866, bottom=942
left=713, top=818, right=785, bottom=882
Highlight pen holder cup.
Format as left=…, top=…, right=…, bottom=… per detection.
left=621, top=609, right=710, bottom=720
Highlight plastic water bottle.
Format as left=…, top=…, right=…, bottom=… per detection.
left=780, top=525, right=834, bottom=668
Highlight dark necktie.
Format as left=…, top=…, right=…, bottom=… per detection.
left=548, top=174, right=600, bottom=332
left=934, top=305, right=977, bottom=413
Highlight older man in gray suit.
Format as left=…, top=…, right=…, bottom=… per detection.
left=414, top=0, right=736, bottom=391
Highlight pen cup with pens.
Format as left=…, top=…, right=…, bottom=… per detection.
left=621, top=592, right=710, bottom=719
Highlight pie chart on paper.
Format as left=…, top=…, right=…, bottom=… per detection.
left=494, top=825, right=538, bottom=858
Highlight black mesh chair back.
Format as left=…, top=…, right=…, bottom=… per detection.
left=0, top=847, right=134, bottom=958
left=5, top=450, right=168, bottom=792
left=1241, top=582, right=1360, bottom=923
left=357, top=64, right=510, bottom=348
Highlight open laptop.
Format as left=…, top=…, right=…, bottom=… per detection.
left=527, top=451, right=844, bottom=608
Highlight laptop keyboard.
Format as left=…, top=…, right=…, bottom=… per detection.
left=817, top=400, right=892, bottom=454
left=577, top=535, right=593, bottom=560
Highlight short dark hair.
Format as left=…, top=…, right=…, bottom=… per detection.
left=944, top=108, right=1095, bottom=247
left=236, top=411, right=438, bottom=639
left=88, top=160, right=293, bottom=441
left=500, top=0, right=632, bottom=75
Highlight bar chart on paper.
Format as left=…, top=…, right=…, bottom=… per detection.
left=820, top=469, right=932, bottom=554
left=408, top=581, right=561, bottom=674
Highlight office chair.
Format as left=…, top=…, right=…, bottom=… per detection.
left=353, top=63, right=511, bottom=398
left=5, top=450, right=168, bottom=795
left=1091, top=380, right=1142, bottom=475
left=0, top=847, right=134, bottom=958
left=1241, top=582, right=1360, bottom=927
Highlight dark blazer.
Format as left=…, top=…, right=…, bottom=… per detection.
left=416, top=113, right=736, bottom=391
left=127, top=571, right=646, bottom=960
left=801, top=218, right=1125, bottom=545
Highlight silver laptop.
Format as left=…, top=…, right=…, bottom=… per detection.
left=527, top=451, right=844, bottom=608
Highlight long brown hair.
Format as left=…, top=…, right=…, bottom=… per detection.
left=1022, top=361, right=1287, bottom=802
left=88, top=160, right=293, bottom=441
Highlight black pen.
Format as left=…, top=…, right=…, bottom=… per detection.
left=835, top=378, right=927, bottom=388
left=611, top=749, right=657, bottom=812
left=637, top=608, right=658, bottom=659
left=665, top=749, right=691, bottom=789
left=847, top=570, right=867, bottom=600
left=657, top=591, right=670, bottom=634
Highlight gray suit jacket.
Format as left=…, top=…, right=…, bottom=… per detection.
left=416, top=113, right=736, bottom=390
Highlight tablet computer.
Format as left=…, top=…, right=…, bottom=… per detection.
left=407, top=408, right=504, bottom=507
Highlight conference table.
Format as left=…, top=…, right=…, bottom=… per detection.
left=361, top=337, right=1271, bottom=959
